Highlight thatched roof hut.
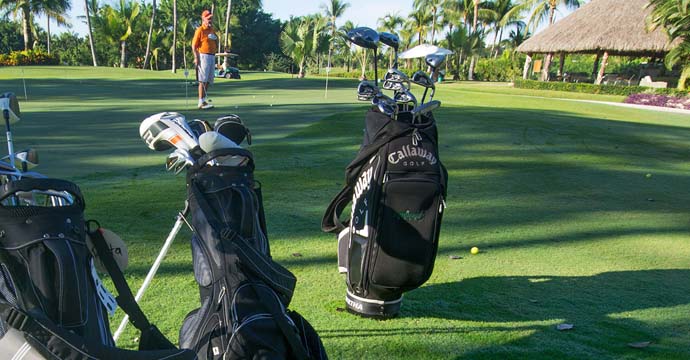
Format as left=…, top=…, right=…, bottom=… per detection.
left=516, top=0, right=681, bottom=85
left=517, top=0, right=677, bottom=57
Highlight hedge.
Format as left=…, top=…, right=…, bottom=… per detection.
left=0, top=50, right=59, bottom=66
left=514, top=79, right=688, bottom=97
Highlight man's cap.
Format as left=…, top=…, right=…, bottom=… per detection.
left=202, top=10, right=212, bottom=19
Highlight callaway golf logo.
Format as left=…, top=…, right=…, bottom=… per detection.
left=388, top=133, right=437, bottom=166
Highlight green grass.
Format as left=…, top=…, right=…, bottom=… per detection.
left=1, top=66, right=689, bottom=359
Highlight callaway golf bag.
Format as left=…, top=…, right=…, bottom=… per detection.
left=140, top=113, right=326, bottom=359
left=322, top=109, right=448, bottom=318
left=0, top=177, right=195, bottom=359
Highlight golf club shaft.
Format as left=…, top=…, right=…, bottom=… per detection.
left=4, top=117, right=15, bottom=170
left=112, top=213, right=185, bottom=342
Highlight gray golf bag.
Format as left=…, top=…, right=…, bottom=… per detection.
left=0, top=178, right=196, bottom=360
left=322, top=109, right=448, bottom=318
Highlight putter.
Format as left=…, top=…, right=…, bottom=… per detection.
left=411, top=71, right=435, bottom=104
left=379, top=32, right=400, bottom=69
left=347, top=27, right=380, bottom=86
left=0, top=93, right=21, bottom=170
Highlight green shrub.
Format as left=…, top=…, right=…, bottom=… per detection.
left=514, top=79, right=689, bottom=97
left=474, top=57, right=522, bottom=82
left=0, top=50, right=59, bottom=66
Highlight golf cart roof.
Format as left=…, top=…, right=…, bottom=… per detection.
left=215, top=52, right=239, bottom=58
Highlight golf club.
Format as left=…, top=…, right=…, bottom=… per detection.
left=166, top=148, right=195, bottom=174
left=379, top=32, right=400, bottom=69
left=1, top=148, right=38, bottom=172
left=394, top=88, right=418, bottom=112
left=411, top=100, right=441, bottom=123
left=357, top=81, right=380, bottom=101
left=0, top=92, right=21, bottom=170
left=214, top=115, right=251, bottom=146
left=425, top=53, right=446, bottom=94
left=347, top=27, right=380, bottom=86
left=372, top=94, right=398, bottom=119
left=411, top=71, right=435, bottom=104
left=188, top=119, right=212, bottom=138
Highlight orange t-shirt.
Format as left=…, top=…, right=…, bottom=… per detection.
left=192, top=25, right=218, bottom=55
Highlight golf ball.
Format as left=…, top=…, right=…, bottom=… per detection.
left=470, top=247, right=479, bottom=255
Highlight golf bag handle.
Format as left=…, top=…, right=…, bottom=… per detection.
left=0, top=178, right=84, bottom=209
left=192, top=147, right=255, bottom=172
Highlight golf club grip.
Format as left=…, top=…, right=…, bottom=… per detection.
left=0, top=178, right=84, bottom=208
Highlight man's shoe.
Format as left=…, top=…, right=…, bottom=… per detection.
left=198, top=101, right=214, bottom=110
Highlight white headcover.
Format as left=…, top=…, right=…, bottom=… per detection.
left=140, top=112, right=198, bottom=151
left=199, top=131, right=240, bottom=153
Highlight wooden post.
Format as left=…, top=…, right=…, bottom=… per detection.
left=523, top=54, right=532, bottom=79
left=592, top=52, right=601, bottom=80
left=595, top=51, right=609, bottom=85
left=558, top=53, right=565, bottom=78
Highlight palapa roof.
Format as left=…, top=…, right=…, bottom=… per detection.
left=517, top=0, right=680, bottom=56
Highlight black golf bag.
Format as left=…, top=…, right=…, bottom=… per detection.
left=0, top=177, right=196, bottom=359
left=322, top=109, right=448, bottom=318
left=178, top=145, right=327, bottom=359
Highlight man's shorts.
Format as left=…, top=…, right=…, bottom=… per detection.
left=197, top=53, right=215, bottom=84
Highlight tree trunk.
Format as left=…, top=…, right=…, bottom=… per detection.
left=523, top=54, right=532, bottom=79
left=541, top=53, right=553, bottom=81
left=85, top=0, right=98, bottom=66
left=120, top=41, right=126, bottom=68
left=495, top=28, right=504, bottom=58
left=490, top=29, right=498, bottom=57
left=431, top=9, right=437, bottom=43
left=558, top=53, right=565, bottom=78
left=473, top=1, right=479, bottom=30
left=678, top=65, right=689, bottom=90
left=143, top=0, right=156, bottom=69
left=361, top=50, right=367, bottom=79
left=223, top=0, right=232, bottom=69
left=172, top=0, right=177, bottom=73
left=595, top=51, right=609, bottom=85
left=47, top=16, right=51, bottom=54
left=468, top=56, right=476, bottom=81
left=299, top=58, right=306, bottom=78
left=21, top=4, right=31, bottom=50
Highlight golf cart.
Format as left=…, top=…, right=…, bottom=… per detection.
left=215, top=52, right=241, bottom=79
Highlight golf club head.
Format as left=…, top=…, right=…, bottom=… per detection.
left=140, top=112, right=199, bottom=152
left=188, top=119, right=212, bottom=138
left=372, top=94, right=398, bottom=119
left=357, top=81, right=380, bottom=101
left=412, top=100, right=441, bottom=119
left=347, top=27, right=379, bottom=50
left=165, top=148, right=194, bottom=174
left=214, top=114, right=251, bottom=145
left=0, top=92, right=20, bottom=124
left=378, top=32, right=400, bottom=52
left=411, top=71, right=435, bottom=89
left=425, top=54, right=446, bottom=70
left=2, top=148, right=38, bottom=172
left=199, top=131, right=240, bottom=154
left=394, top=89, right=418, bottom=109
left=382, top=69, right=411, bottom=92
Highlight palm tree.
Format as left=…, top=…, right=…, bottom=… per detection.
left=339, top=20, right=356, bottom=72
left=0, top=0, right=70, bottom=51
left=646, top=0, right=690, bottom=90
left=510, top=0, right=583, bottom=80
left=84, top=0, right=98, bottom=66
left=34, top=0, right=71, bottom=54
left=413, top=0, right=444, bottom=43
left=281, top=16, right=317, bottom=78
left=500, top=20, right=529, bottom=51
left=484, top=0, right=521, bottom=57
left=378, top=13, right=404, bottom=68
left=171, top=0, right=177, bottom=73
left=94, top=0, right=140, bottom=68
left=408, top=9, right=433, bottom=45
left=321, top=0, right=350, bottom=77
left=143, top=0, right=156, bottom=69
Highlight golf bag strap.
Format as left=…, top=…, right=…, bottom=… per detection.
left=320, top=185, right=352, bottom=234
left=86, top=223, right=177, bottom=351
left=190, top=181, right=297, bottom=303
left=0, top=178, right=84, bottom=208
left=248, top=283, right=310, bottom=360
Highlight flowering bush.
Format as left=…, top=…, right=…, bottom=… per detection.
left=0, top=50, right=59, bottom=66
left=624, top=93, right=690, bottom=110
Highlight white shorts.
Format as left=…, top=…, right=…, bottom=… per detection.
left=197, top=53, right=215, bottom=84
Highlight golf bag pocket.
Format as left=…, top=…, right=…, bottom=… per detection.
left=370, top=177, right=443, bottom=290
left=337, top=228, right=349, bottom=273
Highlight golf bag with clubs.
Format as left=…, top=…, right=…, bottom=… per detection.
left=322, top=108, right=448, bottom=318
left=0, top=177, right=196, bottom=360
left=142, top=114, right=326, bottom=359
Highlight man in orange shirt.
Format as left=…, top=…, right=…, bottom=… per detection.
left=192, top=10, right=218, bottom=110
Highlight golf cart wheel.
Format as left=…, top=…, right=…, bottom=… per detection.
left=225, top=73, right=232, bottom=79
